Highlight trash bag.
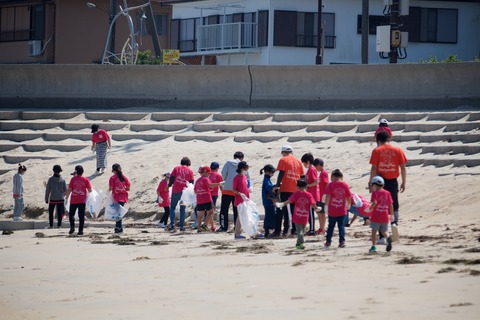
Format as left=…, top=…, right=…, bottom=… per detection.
left=180, top=183, right=196, bottom=207
left=104, top=192, right=128, bottom=221
left=86, top=189, right=103, bottom=219
left=237, top=196, right=260, bottom=237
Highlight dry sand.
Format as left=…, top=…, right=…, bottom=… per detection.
left=0, top=111, right=479, bottom=319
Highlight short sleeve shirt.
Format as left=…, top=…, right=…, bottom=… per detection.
left=233, top=174, right=249, bottom=207
left=171, top=165, right=195, bottom=194
left=157, top=180, right=170, bottom=208
left=109, top=174, right=130, bottom=203
left=370, top=189, right=393, bottom=223
left=318, top=170, right=330, bottom=199
left=306, top=166, right=320, bottom=201
left=195, top=176, right=213, bottom=205
left=369, top=144, right=407, bottom=180
left=289, top=191, right=315, bottom=225
left=277, top=155, right=304, bottom=193
left=92, top=129, right=110, bottom=143
left=324, top=181, right=352, bottom=217
left=69, top=176, right=92, bottom=204
left=209, top=172, right=223, bottom=197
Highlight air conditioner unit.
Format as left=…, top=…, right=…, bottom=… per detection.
left=29, top=40, right=42, bottom=57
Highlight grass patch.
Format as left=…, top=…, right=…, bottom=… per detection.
left=444, top=259, right=480, bottom=265
left=396, top=256, right=424, bottom=264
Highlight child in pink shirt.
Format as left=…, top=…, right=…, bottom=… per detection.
left=195, top=166, right=222, bottom=232
left=65, top=165, right=92, bottom=236
left=314, top=158, right=329, bottom=234
left=156, top=173, right=171, bottom=228
left=232, top=161, right=250, bottom=239
left=209, top=162, right=223, bottom=231
left=278, top=179, right=320, bottom=250
left=301, top=153, right=320, bottom=236
left=367, top=176, right=394, bottom=253
left=108, top=163, right=131, bottom=234
left=324, top=169, right=351, bottom=248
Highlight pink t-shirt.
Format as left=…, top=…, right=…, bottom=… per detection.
left=318, top=170, right=329, bottom=200
left=306, top=166, right=320, bottom=201
left=352, top=194, right=371, bottom=218
left=324, top=181, right=351, bottom=217
left=233, top=174, right=249, bottom=207
left=156, top=179, right=170, bottom=208
left=289, top=191, right=315, bottom=225
left=375, top=127, right=393, bottom=139
left=171, top=165, right=194, bottom=194
left=91, top=129, right=110, bottom=143
left=370, top=189, right=393, bottom=223
left=68, top=176, right=92, bottom=204
left=194, top=176, right=213, bottom=205
left=209, top=172, right=223, bottom=197
left=109, top=174, right=130, bottom=203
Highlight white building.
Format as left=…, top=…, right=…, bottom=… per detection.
left=169, top=0, right=480, bottom=65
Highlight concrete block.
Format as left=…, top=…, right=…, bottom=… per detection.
left=379, top=113, right=428, bottom=122
left=453, top=159, right=480, bottom=167
left=23, top=144, right=89, bottom=152
left=21, top=111, right=81, bottom=120
left=444, top=122, right=480, bottom=132
left=419, top=134, right=480, bottom=143
left=151, top=112, right=211, bottom=122
left=130, top=123, right=188, bottom=132
left=252, top=124, right=306, bottom=133
left=337, top=136, right=372, bottom=143
left=0, top=220, right=35, bottom=230
left=288, top=136, right=335, bottom=143
left=307, top=124, right=357, bottom=133
left=467, top=113, right=480, bottom=121
left=113, top=134, right=170, bottom=142
left=213, top=113, right=272, bottom=121
left=404, top=123, right=446, bottom=132
left=327, top=113, right=377, bottom=122
left=0, top=111, right=21, bottom=120
left=427, top=112, right=469, bottom=121
left=234, top=136, right=282, bottom=143
left=356, top=123, right=405, bottom=133
left=419, top=145, right=480, bottom=155
left=0, top=121, right=60, bottom=131
left=273, top=113, right=328, bottom=122
left=422, top=159, right=454, bottom=167
left=0, top=132, right=43, bottom=142
left=192, top=123, right=251, bottom=133
left=44, top=133, right=91, bottom=141
left=2, top=155, right=59, bottom=164
left=63, top=122, right=128, bottom=131
left=174, top=135, right=229, bottom=143
left=391, top=135, right=421, bottom=142
left=0, top=143, right=22, bottom=152
left=406, top=159, right=424, bottom=167
left=0, top=169, right=11, bottom=176
left=86, top=112, right=148, bottom=121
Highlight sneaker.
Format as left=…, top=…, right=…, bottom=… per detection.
left=68, top=229, right=75, bottom=235
left=234, top=235, right=246, bottom=240
left=45, top=226, right=53, bottom=229
left=13, top=217, right=23, bottom=222
left=324, top=242, right=331, bottom=248
left=211, top=227, right=216, bottom=232
left=386, top=236, right=393, bottom=252
left=167, top=226, right=175, bottom=231
left=179, top=227, right=185, bottom=232
left=201, top=224, right=209, bottom=231
left=216, top=227, right=227, bottom=233
left=306, top=230, right=316, bottom=236
left=369, top=245, right=377, bottom=253
left=158, top=222, right=166, bottom=228
left=268, top=233, right=280, bottom=239
left=296, top=244, right=305, bottom=250
left=77, top=231, right=84, bottom=236
left=376, top=238, right=387, bottom=245
left=339, top=242, right=346, bottom=248
left=345, top=223, right=350, bottom=227
left=316, top=229, right=326, bottom=235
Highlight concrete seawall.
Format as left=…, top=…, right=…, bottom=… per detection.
left=0, top=63, right=479, bottom=110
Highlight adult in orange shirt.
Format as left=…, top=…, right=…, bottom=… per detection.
left=369, top=131, right=407, bottom=225
left=271, top=145, right=304, bottom=237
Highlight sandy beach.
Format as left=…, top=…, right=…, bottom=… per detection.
left=0, top=111, right=479, bottom=319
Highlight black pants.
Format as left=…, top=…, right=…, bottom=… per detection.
left=48, top=202, right=64, bottom=227
left=160, top=207, right=170, bottom=225
left=274, top=192, right=296, bottom=235
left=69, top=203, right=85, bottom=233
left=219, top=194, right=238, bottom=230
left=384, top=178, right=399, bottom=212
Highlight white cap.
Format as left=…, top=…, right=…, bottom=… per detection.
left=379, top=118, right=388, bottom=124
left=281, top=145, right=293, bottom=152
left=372, top=176, right=385, bottom=185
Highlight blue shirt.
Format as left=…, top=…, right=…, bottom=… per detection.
left=261, top=175, right=275, bottom=207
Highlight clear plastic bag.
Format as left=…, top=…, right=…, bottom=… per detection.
left=237, top=195, right=260, bottom=237
left=180, top=183, right=196, bottom=207
left=86, top=189, right=103, bottom=219
left=104, top=192, right=128, bottom=221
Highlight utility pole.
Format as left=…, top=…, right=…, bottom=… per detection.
left=361, top=0, right=369, bottom=64
left=109, top=0, right=116, bottom=63
left=315, top=0, right=323, bottom=64
left=389, top=0, right=399, bottom=63
left=143, top=0, right=162, bottom=57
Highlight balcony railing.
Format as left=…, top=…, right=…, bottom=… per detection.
left=197, top=22, right=258, bottom=53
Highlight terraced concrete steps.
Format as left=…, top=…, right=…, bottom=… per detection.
left=1, top=110, right=479, bottom=171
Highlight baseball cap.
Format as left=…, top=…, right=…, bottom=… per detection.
left=71, top=165, right=84, bottom=175
left=210, top=162, right=220, bottom=170
left=198, top=166, right=211, bottom=174
left=163, top=172, right=171, bottom=178
left=53, top=165, right=62, bottom=173
left=281, top=145, right=293, bottom=152
left=379, top=118, right=388, bottom=124
left=91, top=124, right=99, bottom=133
left=372, top=176, right=385, bottom=186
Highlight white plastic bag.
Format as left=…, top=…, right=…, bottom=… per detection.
left=237, top=196, right=260, bottom=237
left=104, top=192, right=128, bottom=221
left=180, top=183, right=196, bottom=207
left=86, top=189, right=104, bottom=219
left=353, top=193, right=363, bottom=208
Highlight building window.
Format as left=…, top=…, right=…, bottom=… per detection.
left=274, top=10, right=335, bottom=49
left=153, top=14, right=168, bottom=36
left=356, top=15, right=389, bottom=35
left=0, top=4, right=44, bottom=42
left=406, top=7, right=457, bottom=43
left=258, top=10, right=268, bottom=47
left=179, top=18, right=196, bottom=52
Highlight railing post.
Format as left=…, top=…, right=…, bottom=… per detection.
left=238, top=22, right=241, bottom=50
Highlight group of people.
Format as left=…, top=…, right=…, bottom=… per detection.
left=11, top=120, right=407, bottom=253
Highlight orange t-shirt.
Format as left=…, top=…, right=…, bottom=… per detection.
left=277, top=155, right=304, bottom=193
left=369, top=144, right=407, bottom=180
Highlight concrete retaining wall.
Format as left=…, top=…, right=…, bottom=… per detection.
left=0, top=63, right=479, bottom=109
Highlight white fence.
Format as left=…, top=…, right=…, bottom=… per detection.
left=197, top=22, right=257, bottom=52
